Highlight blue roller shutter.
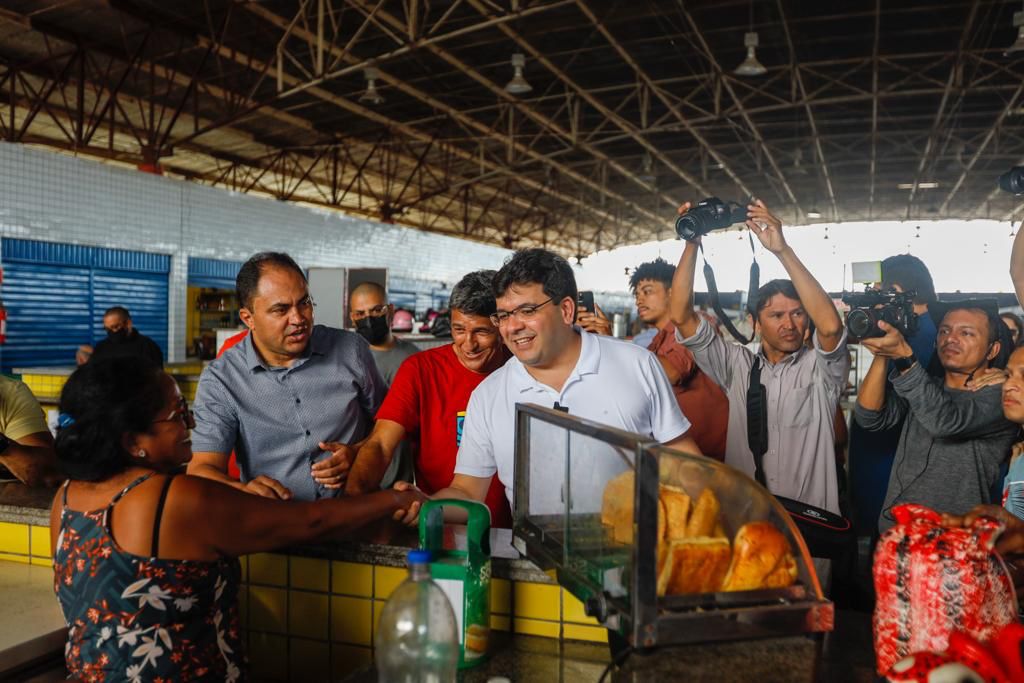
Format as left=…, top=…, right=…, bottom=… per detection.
left=1, top=238, right=170, bottom=372
left=187, top=257, right=242, bottom=290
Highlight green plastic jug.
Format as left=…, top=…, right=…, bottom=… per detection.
left=418, top=499, right=492, bottom=669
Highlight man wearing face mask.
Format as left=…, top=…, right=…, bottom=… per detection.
left=349, top=282, right=419, bottom=386
left=89, top=306, right=163, bottom=368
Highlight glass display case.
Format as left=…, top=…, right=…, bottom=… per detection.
left=511, top=403, right=833, bottom=648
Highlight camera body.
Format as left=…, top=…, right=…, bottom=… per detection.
left=842, top=287, right=919, bottom=340
left=674, top=197, right=749, bottom=241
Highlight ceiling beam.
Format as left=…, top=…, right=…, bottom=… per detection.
left=904, top=0, right=980, bottom=219
left=776, top=0, right=839, bottom=222
left=242, top=1, right=662, bottom=244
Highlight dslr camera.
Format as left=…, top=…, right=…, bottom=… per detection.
left=842, top=287, right=918, bottom=340
left=675, top=197, right=748, bottom=241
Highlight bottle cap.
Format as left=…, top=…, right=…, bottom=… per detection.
left=407, top=549, right=432, bottom=565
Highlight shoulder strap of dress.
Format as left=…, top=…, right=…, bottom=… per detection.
left=60, top=479, right=71, bottom=508
left=151, top=473, right=178, bottom=557
left=109, top=471, right=157, bottom=507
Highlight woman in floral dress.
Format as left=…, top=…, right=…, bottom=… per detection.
left=50, top=357, right=425, bottom=681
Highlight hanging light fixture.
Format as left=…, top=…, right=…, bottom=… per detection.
left=734, top=2, right=767, bottom=77
left=504, top=53, right=533, bottom=94
left=1006, top=8, right=1024, bottom=55
left=359, top=67, right=384, bottom=105
left=735, top=32, right=767, bottom=76
left=638, top=152, right=657, bottom=184
left=806, top=208, right=822, bottom=219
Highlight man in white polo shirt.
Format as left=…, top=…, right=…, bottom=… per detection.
left=406, top=248, right=702, bottom=518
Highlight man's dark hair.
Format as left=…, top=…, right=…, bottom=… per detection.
left=882, top=254, right=936, bottom=306
left=55, top=357, right=166, bottom=482
left=449, top=270, right=497, bottom=317
left=493, top=248, right=577, bottom=309
left=236, top=252, right=307, bottom=309
left=748, top=279, right=801, bottom=319
left=104, top=306, right=131, bottom=320
left=629, top=258, right=675, bottom=293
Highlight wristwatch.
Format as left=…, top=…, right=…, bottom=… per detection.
left=893, top=354, right=917, bottom=373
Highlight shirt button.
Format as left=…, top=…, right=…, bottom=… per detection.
left=295, top=398, right=301, bottom=404
left=305, top=430, right=311, bottom=436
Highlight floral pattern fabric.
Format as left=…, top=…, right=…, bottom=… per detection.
left=53, top=474, right=246, bottom=681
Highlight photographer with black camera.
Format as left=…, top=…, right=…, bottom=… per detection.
left=854, top=300, right=1017, bottom=532
left=669, top=199, right=850, bottom=523
left=847, top=255, right=943, bottom=538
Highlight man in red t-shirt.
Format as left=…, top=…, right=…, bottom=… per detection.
left=345, top=270, right=513, bottom=527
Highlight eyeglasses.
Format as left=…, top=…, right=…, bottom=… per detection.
left=489, top=298, right=554, bottom=326
left=152, top=397, right=195, bottom=430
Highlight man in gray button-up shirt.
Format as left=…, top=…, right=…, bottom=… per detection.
left=189, top=252, right=386, bottom=501
left=668, top=200, right=850, bottom=515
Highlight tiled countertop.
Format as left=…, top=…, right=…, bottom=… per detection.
left=0, top=481, right=551, bottom=583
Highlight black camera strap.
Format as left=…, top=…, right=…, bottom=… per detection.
left=699, top=231, right=759, bottom=345
left=746, top=357, right=769, bottom=487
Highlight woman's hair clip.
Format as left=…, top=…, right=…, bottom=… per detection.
left=57, top=413, right=75, bottom=429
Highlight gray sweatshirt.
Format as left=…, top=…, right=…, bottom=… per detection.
left=854, top=363, right=1018, bottom=532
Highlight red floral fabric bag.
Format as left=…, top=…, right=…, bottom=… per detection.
left=873, top=504, right=1017, bottom=675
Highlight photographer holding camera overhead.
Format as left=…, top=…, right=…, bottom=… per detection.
left=854, top=296, right=1017, bottom=532
left=668, top=198, right=850, bottom=580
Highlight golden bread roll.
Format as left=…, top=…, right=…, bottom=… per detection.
left=720, top=521, right=797, bottom=592
left=657, top=537, right=732, bottom=595
left=684, top=487, right=721, bottom=538
left=712, top=522, right=727, bottom=538
left=660, top=485, right=691, bottom=541
left=761, top=554, right=798, bottom=589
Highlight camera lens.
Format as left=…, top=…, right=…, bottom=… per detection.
left=846, top=309, right=881, bottom=339
left=999, top=166, right=1024, bottom=195
left=674, top=213, right=709, bottom=241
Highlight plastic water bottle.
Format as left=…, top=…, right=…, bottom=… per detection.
left=375, top=549, right=459, bottom=683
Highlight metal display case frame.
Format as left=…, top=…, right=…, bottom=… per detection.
left=511, top=403, right=834, bottom=649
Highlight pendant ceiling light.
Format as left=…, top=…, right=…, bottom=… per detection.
left=504, top=53, right=533, bottom=95
left=734, top=32, right=767, bottom=76
left=734, top=0, right=767, bottom=77
left=359, top=67, right=384, bottom=105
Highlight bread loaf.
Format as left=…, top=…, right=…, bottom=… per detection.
left=660, top=485, right=691, bottom=541
left=684, top=488, right=721, bottom=537
left=720, top=521, right=797, bottom=592
left=601, top=470, right=666, bottom=544
left=657, top=537, right=732, bottom=595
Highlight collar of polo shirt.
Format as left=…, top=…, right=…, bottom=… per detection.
left=514, top=326, right=602, bottom=393
left=243, top=325, right=328, bottom=371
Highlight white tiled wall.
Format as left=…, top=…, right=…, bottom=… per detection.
left=0, top=143, right=513, bottom=361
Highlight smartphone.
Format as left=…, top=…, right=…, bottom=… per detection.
left=577, top=291, right=595, bottom=319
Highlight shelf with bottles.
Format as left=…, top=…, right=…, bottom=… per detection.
left=196, top=291, right=238, bottom=313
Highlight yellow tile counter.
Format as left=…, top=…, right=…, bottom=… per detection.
left=17, top=363, right=204, bottom=403
left=0, top=481, right=608, bottom=682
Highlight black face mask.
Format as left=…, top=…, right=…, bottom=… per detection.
left=355, top=315, right=390, bottom=345
left=106, top=328, right=129, bottom=342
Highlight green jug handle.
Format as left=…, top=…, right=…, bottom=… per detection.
left=418, top=499, right=491, bottom=559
